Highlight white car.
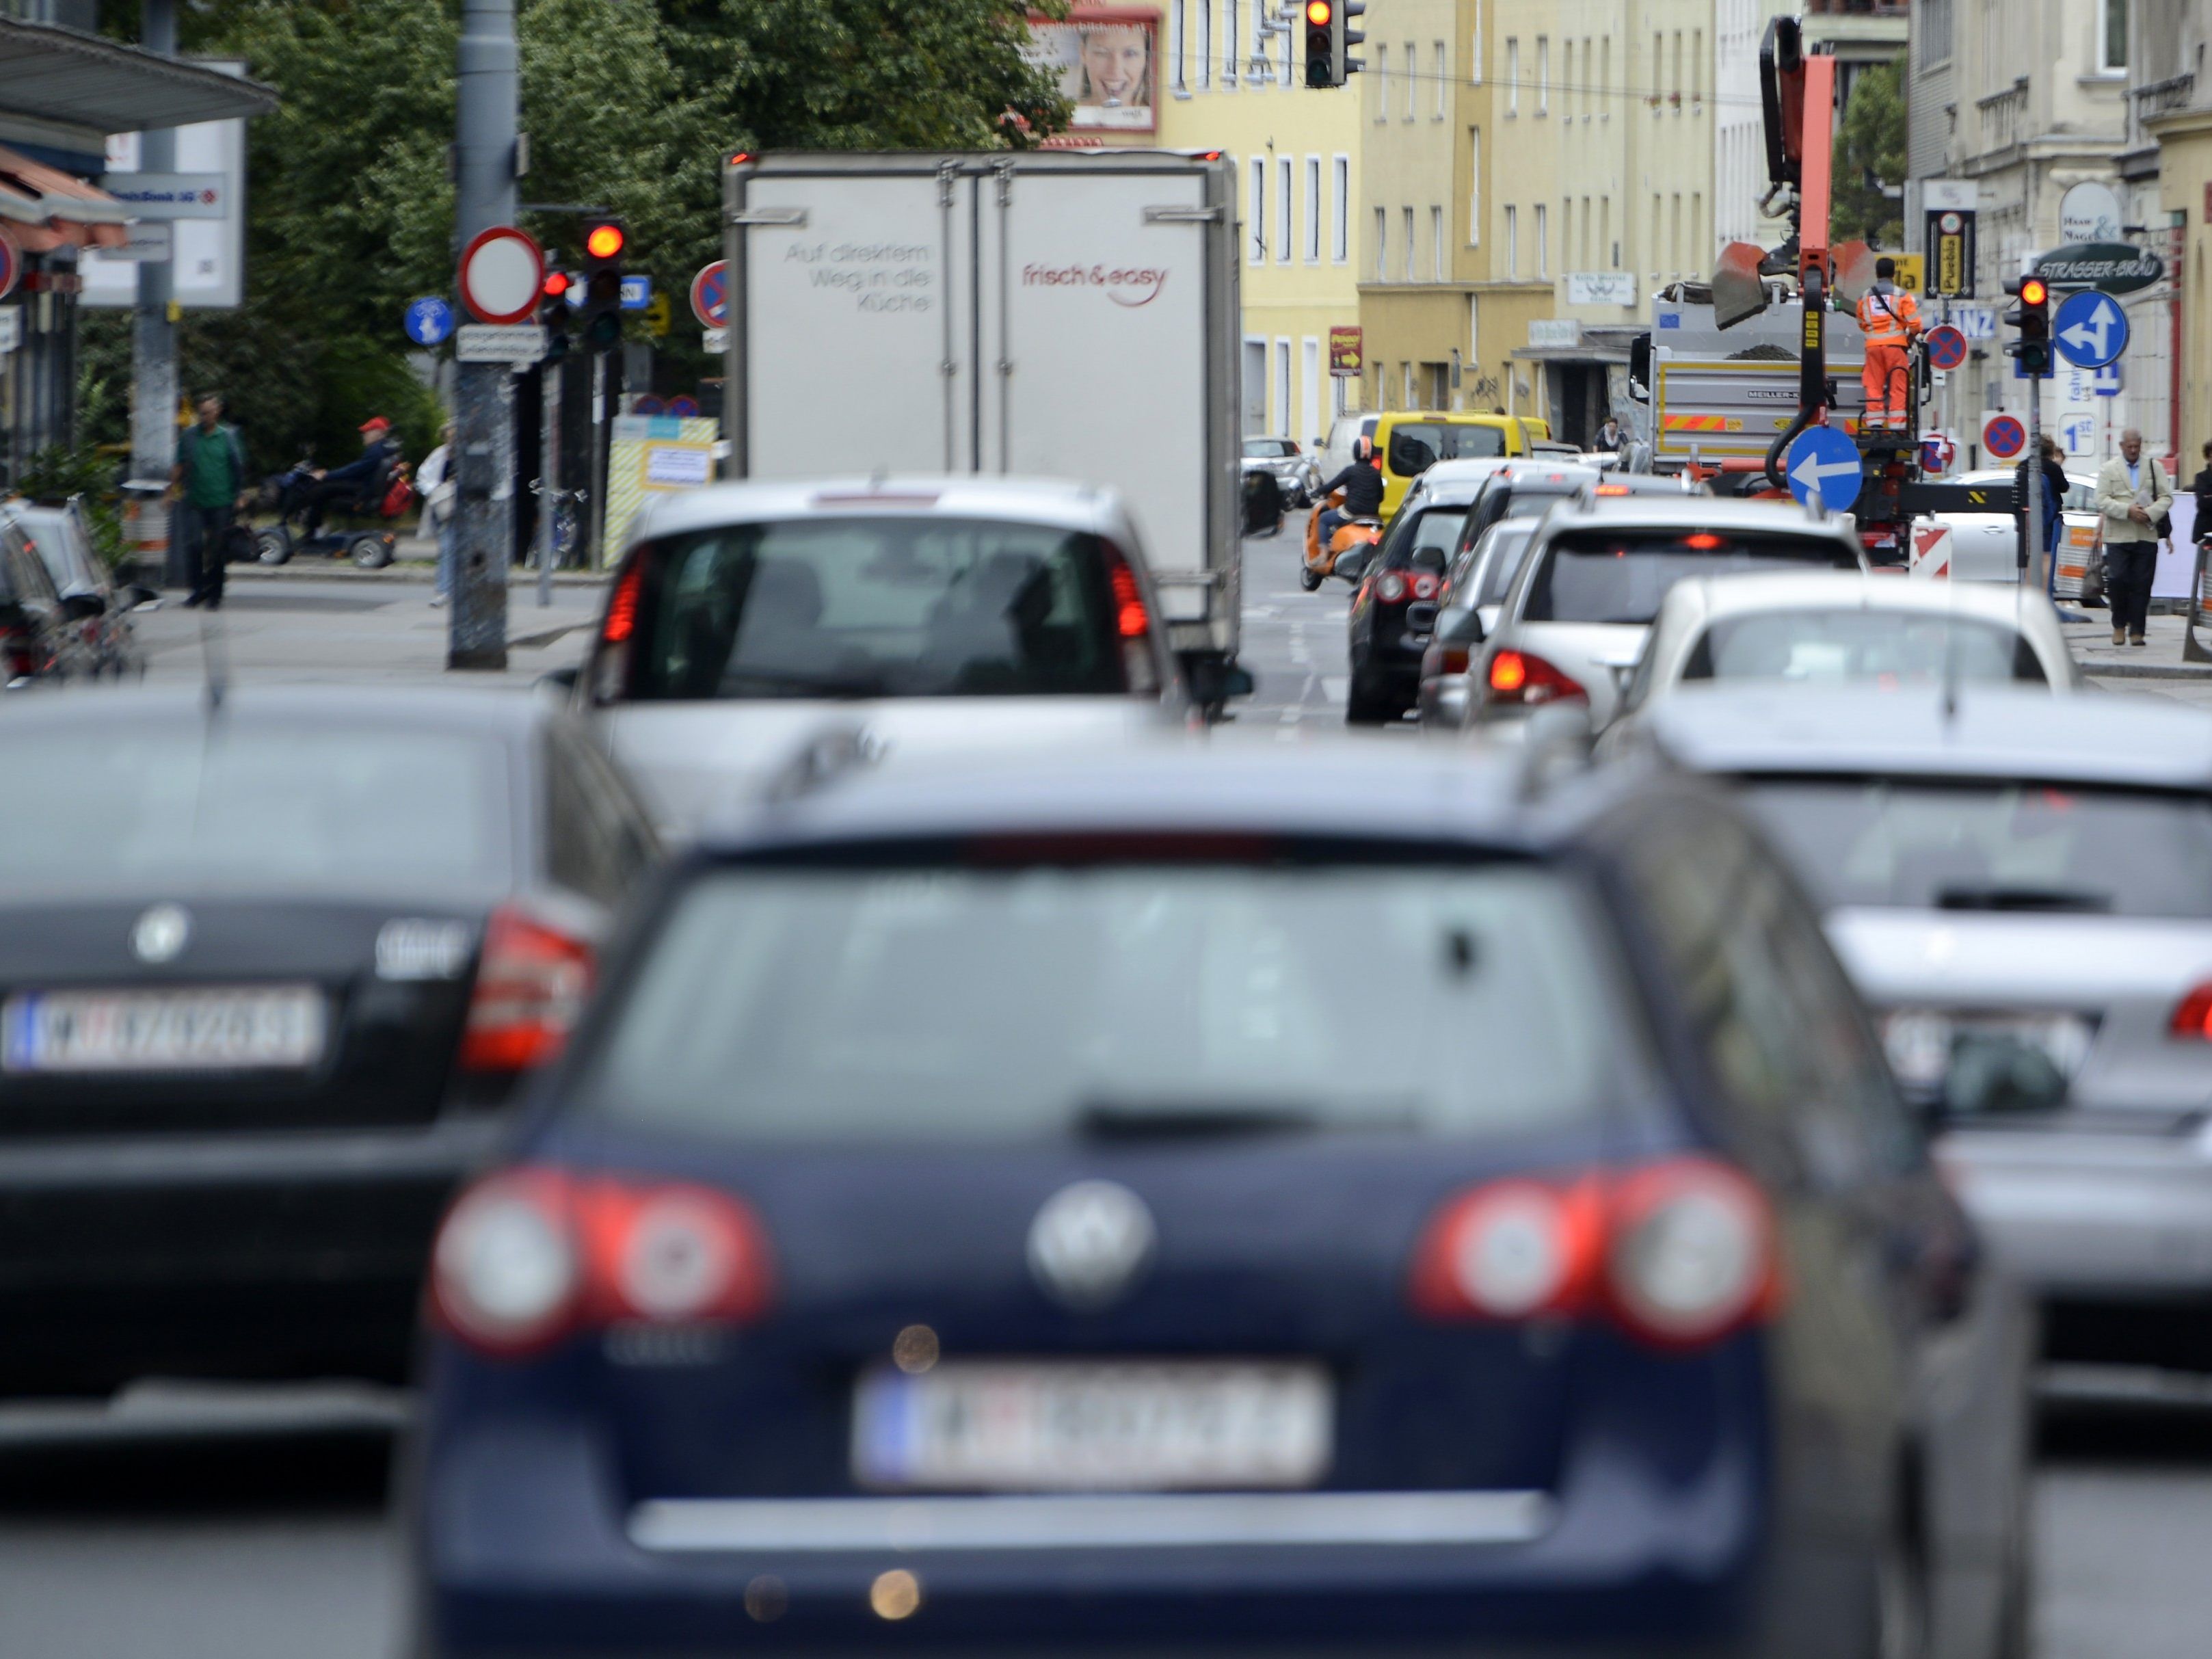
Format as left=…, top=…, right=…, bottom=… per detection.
left=1604, top=570, right=2077, bottom=744
left=569, top=477, right=1195, bottom=836
left=1934, top=469, right=2099, bottom=592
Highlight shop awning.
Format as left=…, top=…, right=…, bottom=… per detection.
left=0, top=18, right=277, bottom=133
left=0, top=144, right=129, bottom=251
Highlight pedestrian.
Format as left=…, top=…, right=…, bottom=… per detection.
left=1596, top=413, right=1624, bottom=451
left=166, top=393, right=248, bottom=611
left=1855, top=256, right=1923, bottom=432
left=2191, top=440, right=2212, bottom=561
left=2096, top=427, right=2173, bottom=648
left=2014, top=436, right=2067, bottom=594
left=416, top=421, right=457, bottom=607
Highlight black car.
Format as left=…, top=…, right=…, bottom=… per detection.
left=1452, top=462, right=1605, bottom=563
left=0, top=514, right=96, bottom=688
left=0, top=687, right=659, bottom=1394
left=410, top=738, right=2032, bottom=1659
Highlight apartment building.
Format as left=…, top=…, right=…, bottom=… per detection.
left=2125, top=0, right=2210, bottom=466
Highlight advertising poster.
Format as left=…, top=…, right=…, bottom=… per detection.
left=1328, top=326, right=1363, bottom=377
left=1028, top=10, right=1159, bottom=142
left=601, top=414, right=721, bottom=563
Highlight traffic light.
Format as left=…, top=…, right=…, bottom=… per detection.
left=1303, top=0, right=1363, bottom=87
left=581, top=217, right=626, bottom=354
left=2003, top=274, right=2051, bottom=377
left=537, top=269, right=572, bottom=362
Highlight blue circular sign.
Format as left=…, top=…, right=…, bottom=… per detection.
left=403, top=295, right=455, bottom=347
left=1785, top=425, right=1864, bottom=513
left=1925, top=324, right=1968, bottom=371
left=2053, top=289, right=2129, bottom=370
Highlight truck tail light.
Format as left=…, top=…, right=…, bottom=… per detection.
left=1486, top=648, right=1587, bottom=706
left=459, top=905, right=594, bottom=1073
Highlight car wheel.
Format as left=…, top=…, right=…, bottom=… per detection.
left=351, top=533, right=397, bottom=570
left=1345, top=668, right=1393, bottom=725
left=254, top=528, right=292, bottom=566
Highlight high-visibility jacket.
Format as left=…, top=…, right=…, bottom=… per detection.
left=1857, top=284, right=1921, bottom=346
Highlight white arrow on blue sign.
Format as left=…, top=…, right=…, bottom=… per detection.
left=2053, top=289, right=2128, bottom=369
left=403, top=295, right=455, bottom=347
left=1785, top=426, right=1864, bottom=513
left=619, top=274, right=652, bottom=311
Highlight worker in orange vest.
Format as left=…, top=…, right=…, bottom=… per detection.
left=1856, top=256, right=1922, bottom=432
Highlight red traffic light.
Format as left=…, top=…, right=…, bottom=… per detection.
left=2018, top=277, right=2048, bottom=308
left=585, top=223, right=626, bottom=261
left=541, top=271, right=570, bottom=298
left=1305, top=0, right=1331, bottom=21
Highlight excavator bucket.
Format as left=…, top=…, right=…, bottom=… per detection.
left=1833, top=241, right=1877, bottom=306
left=1711, top=242, right=1771, bottom=330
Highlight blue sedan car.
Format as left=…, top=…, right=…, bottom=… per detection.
left=406, top=739, right=2032, bottom=1659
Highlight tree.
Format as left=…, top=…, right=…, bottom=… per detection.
left=1833, top=59, right=1906, bottom=250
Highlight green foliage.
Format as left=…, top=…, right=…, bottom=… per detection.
left=1834, top=61, right=1907, bottom=250
left=14, top=442, right=127, bottom=569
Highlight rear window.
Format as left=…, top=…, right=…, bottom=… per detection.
left=1243, top=439, right=1296, bottom=458
left=1689, top=611, right=2046, bottom=688
left=0, top=728, right=510, bottom=898
left=576, top=864, right=1629, bottom=1141
left=1740, top=781, right=2212, bottom=918
left=1525, top=531, right=1855, bottom=625
left=1379, top=506, right=1467, bottom=570
left=1471, top=522, right=1540, bottom=607
left=626, top=517, right=1136, bottom=701
left=1387, top=423, right=1506, bottom=477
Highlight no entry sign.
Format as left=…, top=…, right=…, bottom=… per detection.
left=1982, top=414, right=2025, bottom=461
left=458, top=226, right=544, bottom=326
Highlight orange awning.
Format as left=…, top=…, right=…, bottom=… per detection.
left=0, top=146, right=129, bottom=253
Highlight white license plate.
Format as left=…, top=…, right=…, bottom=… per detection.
left=853, top=1361, right=1333, bottom=1492
left=1882, top=1007, right=2094, bottom=1093
left=1, top=986, right=328, bottom=1074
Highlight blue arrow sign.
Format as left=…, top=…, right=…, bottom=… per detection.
left=403, top=295, right=454, bottom=347
left=619, top=274, right=652, bottom=311
left=2094, top=362, right=2122, bottom=397
left=1785, top=425, right=1864, bottom=513
left=2054, top=289, right=2128, bottom=369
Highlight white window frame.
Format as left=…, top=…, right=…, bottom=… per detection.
left=1276, top=156, right=1293, bottom=263
left=1534, top=202, right=1547, bottom=278
left=1431, top=206, right=1445, bottom=280
left=1562, top=38, right=1573, bottom=119
left=1404, top=41, right=1416, bottom=119
left=1599, top=38, right=1609, bottom=119
left=1470, top=1, right=1482, bottom=83
left=1467, top=128, right=1481, bottom=245
left=1170, top=0, right=1187, bottom=92
left=1199, top=0, right=1211, bottom=89
left=1434, top=41, right=1447, bottom=117
left=1274, top=337, right=1292, bottom=434
left=1505, top=203, right=1518, bottom=280
left=1374, top=205, right=1388, bottom=280
left=1332, top=155, right=1350, bottom=263
left=1305, top=155, right=1322, bottom=263
left=1374, top=43, right=1389, bottom=121
left=1301, top=336, right=1322, bottom=448
left=1224, top=0, right=1238, bottom=84
left=2100, top=0, right=2127, bottom=72
left=1402, top=205, right=1415, bottom=280
left=1535, top=36, right=1548, bottom=116
left=1251, top=158, right=1267, bottom=264
left=1506, top=38, right=1519, bottom=116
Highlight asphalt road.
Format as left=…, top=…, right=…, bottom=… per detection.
left=11, top=529, right=2212, bottom=1656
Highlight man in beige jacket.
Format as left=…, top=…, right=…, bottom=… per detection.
left=2096, top=428, right=2173, bottom=646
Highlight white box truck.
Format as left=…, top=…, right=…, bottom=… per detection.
left=721, top=149, right=1244, bottom=679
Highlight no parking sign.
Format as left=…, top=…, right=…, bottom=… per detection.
left=1982, top=414, right=2025, bottom=461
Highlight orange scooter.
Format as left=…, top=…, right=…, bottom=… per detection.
left=1301, top=489, right=1383, bottom=591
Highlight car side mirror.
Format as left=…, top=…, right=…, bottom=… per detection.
left=1333, top=545, right=1372, bottom=583
left=1436, top=607, right=1484, bottom=647
left=59, top=592, right=104, bottom=622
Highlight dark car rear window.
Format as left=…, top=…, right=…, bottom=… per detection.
left=576, top=864, right=1629, bottom=1141
left=0, top=727, right=511, bottom=898
left=1525, top=531, right=1856, bottom=625
left=626, top=517, right=1135, bottom=701
left=1740, top=781, right=2212, bottom=918
left=1387, top=423, right=1506, bottom=476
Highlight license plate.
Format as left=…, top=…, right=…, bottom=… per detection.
left=1, top=986, right=328, bottom=1074
left=853, top=1361, right=1332, bottom=1491
left=1882, top=1007, right=2094, bottom=1094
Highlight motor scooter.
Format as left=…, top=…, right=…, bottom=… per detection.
left=244, top=453, right=406, bottom=569
left=1301, top=488, right=1382, bottom=591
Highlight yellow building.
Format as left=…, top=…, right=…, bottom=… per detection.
left=1154, top=1, right=1365, bottom=446
left=2150, top=105, right=2212, bottom=470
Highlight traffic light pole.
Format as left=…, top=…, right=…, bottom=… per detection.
left=537, top=362, right=559, bottom=608
left=2026, top=371, right=2044, bottom=593
left=450, top=0, right=518, bottom=669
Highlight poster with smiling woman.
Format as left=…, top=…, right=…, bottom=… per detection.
left=1027, top=9, right=1158, bottom=137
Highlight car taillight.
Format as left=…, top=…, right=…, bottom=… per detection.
left=459, top=905, right=594, bottom=1072
left=1409, top=1158, right=1779, bottom=1349
left=2170, top=984, right=2212, bottom=1037
left=430, top=1168, right=774, bottom=1357
left=1486, top=648, right=1587, bottom=706
left=1376, top=572, right=1409, bottom=602
left=1102, top=550, right=1159, bottom=693
left=602, top=561, right=643, bottom=644
left=1434, top=645, right=1471, bottom=675
left=1411, top=573, right=1439, bottom=600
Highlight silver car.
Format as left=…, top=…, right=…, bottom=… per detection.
left=1241, top=436, right=1322, bottom=507
left=1469, top=496, right=1865, bottom=732
left=1631, top=683, right=2212, bottom=1386
left=1417, top=517, right=1544, bottom=728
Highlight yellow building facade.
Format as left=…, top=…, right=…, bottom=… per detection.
left=1153, top=2, right=1366, bottom=446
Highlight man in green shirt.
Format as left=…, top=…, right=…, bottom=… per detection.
left=168, top=393, right=248, bottom=609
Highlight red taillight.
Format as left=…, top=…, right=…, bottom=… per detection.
left=602, top=560, right=643, bottom=644
left=1409, top=1158, right=1780, bottom=1349
left=460, top=905, right=594, bottom=1072
left=1681, top=533, right=1723, bottom=550
left=1411, top=573, right=1439, bottom=600
left=1485, top=648, right=1586, bottom=706
left=430, top=1168, right=774, bottom=1357
left=1107, top=556, right=1151, bottom=639
left=2171, top=984, right=2212, bottom=1038
left=1594, top=483, right=1631, bottom=496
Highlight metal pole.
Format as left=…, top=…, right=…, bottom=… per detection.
left=589, top=351, right=609, bottom=570
left=2026, top=363, right=2045, bottom=592
left=536, top=362, right=558, bottom=607
left=133, top=0, right=179, bottom=589
left=449, top=0, right=518, bottom=668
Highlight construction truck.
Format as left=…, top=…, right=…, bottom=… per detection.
left=1625, top=16, right=2007, bottom=570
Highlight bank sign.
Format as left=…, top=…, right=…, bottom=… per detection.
left=2034, top=241, right=2165, bottom=295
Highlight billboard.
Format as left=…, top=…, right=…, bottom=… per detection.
left=81, top=59, right=248, bottom=310
left=1028, top=10, right=1158, bottom=141
left=1328, top=325, right=1362, bottom=377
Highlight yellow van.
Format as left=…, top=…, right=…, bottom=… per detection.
left=1319, top=412, right=1554, bottom=521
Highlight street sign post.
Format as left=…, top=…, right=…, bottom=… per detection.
left=689, top=260, right=728, bottom=330
left=403, top=295, right=455, bottom=347
left=1785, top=426, right=1863, bottom=512
left=1925, top=324, right=1968, bottom=371
left=457, top=225, right=544, bottom=326
left=2053, top=289, right=2129, bottom=369
left=1982, top=414, right=2025, bottom=460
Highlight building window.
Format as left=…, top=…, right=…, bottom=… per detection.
left=1251, top=158, right=1266, bottom=263
left=1467, top=294, right=1480, bottom=368
left=1563, top=39, right=1574, bottom=118
left=1580, top=195, right=1591, bottom=267
left=1277, top=157, right=1292, bottom=263
left=1923, top=0, right=1952, bottom=68
left=1506, top=204, right=1519, bottom=280
left=1534, top=202, right=1547, bottom=278
left=1305, top=155, right=1322, bottom=262
left=1435, top=42, right=1447, bottom=117
left=1602, top=196, right=1612, bottom=267
left=1581, top=36, right=1592, bottom=118
left=1432, top=206, right=1445, bottom=279
left=2101, top=0, right=2126, bottom=71
left=1599, top=38, right=1610, bottom=118
left=1506, top=38, right=1519, bottom=115
left=1467, top=128, right=1481, bottom=245
left=1199, top=0, right=1210, bottom=89
left=1404, top=41, right=1416, bottom=118
left=1275, top=338, right=1290, bottom=434
left=1470, top=2, right=1483, bottom=83
left=1171, top=0, right=1186, bottom=92
left=1691, top=29, right=1702, bottom=107
left=1223, top=0, right=1238, bottom=83
left=1651, top=34, right=1662, bottom=114
left=1375, top=43, right=1389, bottom=120
left=1403, top=205, right=1415, bottom=280
left=1536, top=36, right=1548, bottom=116
left=1333, top=155, right=1350, bottom=262
left=1302, top=336, right=1321, bottom=444
left=1403, top=361, right=1415, bottom=410
left=1375, top=206, right=1388, bottom=280
left=1671, top=31, right=1682, bottom=111
left=1669, top=191, right=1681, bottom=274
left=1651, top=191, right=1661, bottom=276
left=1692, top=191, right=1702, bottom=267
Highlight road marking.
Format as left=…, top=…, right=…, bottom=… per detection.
left=1322, top=676, right=1348, bottom=703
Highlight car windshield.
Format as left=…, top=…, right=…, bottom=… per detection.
left=1243, top=439, right=1296, bottom=458
left=1471, top=522, right=1541, bottom=607
left=1739, top=781, right=2212, bottom=917
left=0, top=727, right=510, bottom=899
left=626, top=516, right=1134, bottom=701
left=1524, top=531, right=1854, bottom=625
left=574, top=864, right=1628, bottom=1141
left=1690, top=610, right=2046, bottom=688
left=1387, top=423, right=1506, bottom=477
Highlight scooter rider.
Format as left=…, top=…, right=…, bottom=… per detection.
left=1316, top=436, right=1385, bottom=546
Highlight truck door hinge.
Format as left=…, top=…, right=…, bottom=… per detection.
left=1144, top=206, right=1224, bottom=224
left=937, top=160, right=957, bottom=207
left=994, top=159, right=1015, bottom=205
left=728, top=207, right=808, bottom=227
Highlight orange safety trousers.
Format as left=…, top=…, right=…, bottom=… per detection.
left=1862, top=342, right=1910, bottom=429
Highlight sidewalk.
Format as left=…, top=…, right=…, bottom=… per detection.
left=217, top=539, right=609, bottom=589
left=2062, top=613, right=2212, bottom=682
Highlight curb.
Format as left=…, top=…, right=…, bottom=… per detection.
left=222, top=562, right=608, bottom=589
left=2076, top=661, right=2212, bottom=682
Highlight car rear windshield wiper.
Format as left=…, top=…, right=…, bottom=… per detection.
left=1074, top=1102, right=1327, bottom=1141
left=1934, top=885, right=2112, bottom=914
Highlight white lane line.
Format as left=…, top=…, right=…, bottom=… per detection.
left=1322, top=677, right=1348, bottom=703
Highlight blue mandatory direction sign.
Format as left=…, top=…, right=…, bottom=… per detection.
left=403, top=295, right=455, bottom=347
left=619, top=274, right=652, bottom=311
left=2053, top=289, right=2128, bottom=370
left=1785, top=425, right=1864, bottom=513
